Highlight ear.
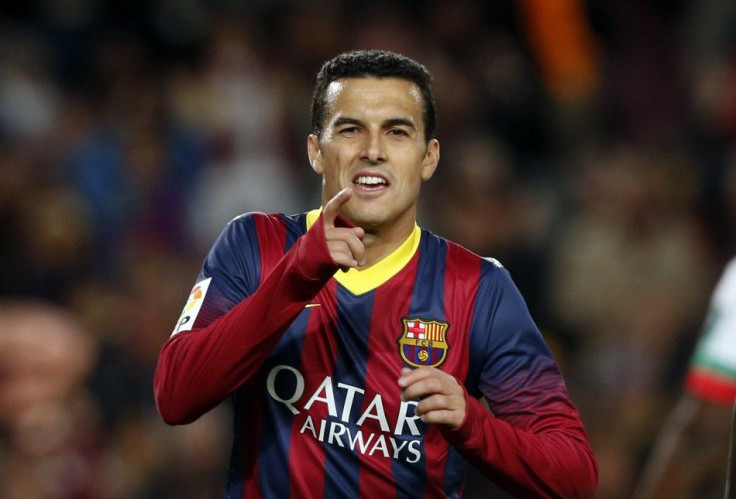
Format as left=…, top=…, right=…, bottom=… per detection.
left=307, top=134, right=323, bottom=174
left=421, top=139, right=440, bottom=181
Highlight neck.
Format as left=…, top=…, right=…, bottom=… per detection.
left=359, top=220, right=416, bottom=269
left=305, top=208, right=418, bottom=270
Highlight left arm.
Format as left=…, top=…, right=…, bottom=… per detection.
left=399, top=366, right=597, bottom=499
left=399, top=266, right=597, bottom=498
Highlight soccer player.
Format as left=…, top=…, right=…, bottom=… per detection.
left=634, top=257, right=736, bottom=498
left=154, top=50, right=598, bottom=498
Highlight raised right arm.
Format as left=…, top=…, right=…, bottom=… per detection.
left=154, top=188, right=363, bottom=425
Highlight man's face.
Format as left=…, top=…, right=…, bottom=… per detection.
left=308, top=77, right=439, bottom=235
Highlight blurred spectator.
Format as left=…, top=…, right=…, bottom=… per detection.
left=546, top=141, right=717, bottom=498
left=423, top=131, right=558, bottom=321
left=0, top=28, right=60, bottom=141
left=171, top=14, right=304, bottom=250
left=634, top=257, right=736, bottom=498
left=65, top=31, right=206, bottom=266
left=0, top=300, right=99, bottom=498
left=0, top=0, right=734, bottom=496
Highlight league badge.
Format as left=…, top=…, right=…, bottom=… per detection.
left=398, top=318, right=449, bottom=368
left=172, top=277, right=212, bottom=336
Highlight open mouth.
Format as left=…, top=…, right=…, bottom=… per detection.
left=353, top=175, right=389, bottom=190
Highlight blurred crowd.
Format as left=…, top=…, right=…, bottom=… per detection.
left=1, top=1, right=736, bottom=497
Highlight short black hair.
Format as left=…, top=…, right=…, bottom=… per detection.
left=311, top=50, right=437, bottom=141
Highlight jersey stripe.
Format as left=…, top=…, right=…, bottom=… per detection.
left=184, top=212, right=598, bottom=497
left=420, top=236, right=451, bottom=498
left=233, top=384, right=266, bottom=498
left=394, top=233, right=448, bottom=497
left=281, top=212, right=307, bottom=252
left=252, top=217, right=295, bottom=497
left=359, top=262, right=416, bottom=496
left=288, top=279, right=340, bottom=497
left=259, top=310, right=311, bottom=497
left=323, top=286, right=374, bottom=497
left=223, top=215, right=269, bottom=499
left=226, top=388, right=255, bottom=498
left=196, top=216, right=262, bottom=330
left=255, top=214, right=288, bottom=285
left=442, top=242, right=483, bottom=495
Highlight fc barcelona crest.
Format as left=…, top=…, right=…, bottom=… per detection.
left=398, top=318, right=450, bottom=368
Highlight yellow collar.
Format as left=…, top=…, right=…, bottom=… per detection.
left=306, top=209, right=421, bottom=295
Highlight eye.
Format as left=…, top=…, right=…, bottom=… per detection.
left=388, top=128, right=410, bottom=137
left=338, top=126, right=361, bottom=136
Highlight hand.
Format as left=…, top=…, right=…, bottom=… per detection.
left=398, top=367, right=466, bottom=429
left=322, top=188, right=365, bottom=269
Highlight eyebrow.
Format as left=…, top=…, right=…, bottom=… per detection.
left=384, top=118, right=417, bottom=130
left=333, top=116, right=417, bottom=130
left=333, top=117, right=363, bottom=128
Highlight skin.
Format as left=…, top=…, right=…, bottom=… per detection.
left=308, top=77, right=439, bottom=268
left=310, top=76, right=466, bottom=429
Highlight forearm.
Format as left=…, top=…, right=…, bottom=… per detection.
left=154, top=217, right=338, bottom=425
left=443, top=393, right=598, bottom=498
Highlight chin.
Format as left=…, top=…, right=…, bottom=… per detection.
left=348, top=210, right=386, bottom=229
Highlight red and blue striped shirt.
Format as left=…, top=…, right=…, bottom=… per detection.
left=154, top=210, right=597, bottom=498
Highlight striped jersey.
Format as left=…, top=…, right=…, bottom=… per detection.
left=686, top=257, right=736, bottom=405
left=154, top=210, right=597, bottom=498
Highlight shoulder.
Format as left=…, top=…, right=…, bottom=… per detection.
left=203, top=211, right=309, bottom=288
left=224, top=211, right=307, bottom=238
left=420, top=230, right=511, bottom=292
left=423, top=230, right=506, bottom=273
left=207, top=211, right=307, bottom=260
left=228, top=211, right=301, bottom=229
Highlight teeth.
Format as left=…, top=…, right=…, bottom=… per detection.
left=356, top=176, right=386, bottom=185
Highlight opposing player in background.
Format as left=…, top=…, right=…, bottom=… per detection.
left=154, top=49, right=597, bottom=497
left=635, top=257, right=736, bottom=498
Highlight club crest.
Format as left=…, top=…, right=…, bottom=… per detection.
left=398, top=318, right=450, bottom=368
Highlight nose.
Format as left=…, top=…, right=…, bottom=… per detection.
left=361, top=131, right=386, bottom=164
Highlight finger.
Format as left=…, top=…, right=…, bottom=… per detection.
left=325, top=227, right=366, bottom=268
left=401, top=379, right=443, bottom=402
left=416, top=408, right=462, bottom=427
left=398, top=366, right=438, bottom=389
left=412, top=388, right=466, bottom=428
left=327, top=238, right=361, bottom=269
left=399, top=368, right=459, bottom=401
left=348, top=228, right=366, bottom=266
left=416, top=393, right=460, bottom=415
left=322, top=187, right=352, bottom=229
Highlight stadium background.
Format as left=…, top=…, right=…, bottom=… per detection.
left=0, top=1, right=734, bottom=497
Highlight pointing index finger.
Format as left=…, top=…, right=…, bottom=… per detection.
left=323, top=187, right=352, bottom=228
